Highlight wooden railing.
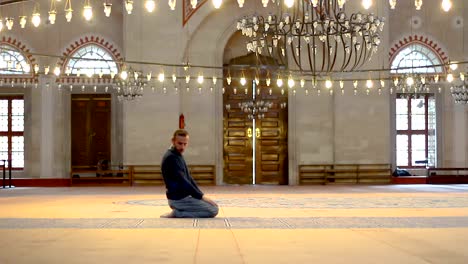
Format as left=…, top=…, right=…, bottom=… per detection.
left=299, top=164, right=392, bottom=185
left=427, top=167, right=468, bottom=184
left=70, top=164, right=215, bottom=186
left=70, top=165, right=133, bottom=186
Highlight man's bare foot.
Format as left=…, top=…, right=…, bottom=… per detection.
left=160, top=211, right=175, bottom=218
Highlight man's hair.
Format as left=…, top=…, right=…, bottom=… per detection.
left=173, top=129, right=189, bottom=139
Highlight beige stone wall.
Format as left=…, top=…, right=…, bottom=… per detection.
left=0, top=0, right=466, bottom=180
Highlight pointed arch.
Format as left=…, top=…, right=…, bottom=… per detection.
left=58, top=35, right=121, bottom=84
left=389, top=35, right=448, bottom=74
left=0, top=36, right=36, bottom=77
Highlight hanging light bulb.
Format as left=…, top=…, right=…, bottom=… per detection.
left=31, top=10, right=41, bottom=28
left=406, top=76, right=414, bottom=86
left=64, top=0, right=73, bottom=22
left=34, top=64, right=40, bottom=74
left=389, top=0, right=397, bottom=9
left=441, top=0, right=452, bottom=12
left=168, top=0, right=176, bottom=10
left=380, top=79, right=385, bottom=87
left=54, top=66, right=61, bottom=76
left=158, top=72, right=165, bottom=82
left=110, top=71, right=116, bottom=79
left=120, top=70, right=128, bottom=80
left=125, top=0, right=134, bottom=14
left=44, top=66, right=50, bottom=75
left=353, top=80, right=358, bottom=88
left=172, top=73, right=177, bottom=83
left=103, top=2, right=112, bottom=17
left=262, top=0, right=269, bottom=7
left=23, top=63, right=31, bottom=73
left=145, top=0, right=156, bottom=12
left=197, top=74, right=204, bottom=84
left=0, top=20, right=4, bottom=32
left=284, top=0, right=294, bottom=8
left=337, top=0, right=346, bottom=8
left=240, top=76, right=246, bottom=86
left=186, top=75, right=190, bottom=83
left=190, top=0, right=197, bottom=9
left=449, top=62, right=458, bottom=71
left=277, top=76, right=283, bottom=87
left=212, top=76, right=217, bottom=85
left=5, top=18, right=13, bottom=30
left=287, top=75, right=295, bottom=88
left=415, top=0, right=422, bottom=10
left=48, top=11, right=57, bottom=24
left=362, top=0, right=372, bottom=9
left=146, top=72, right=152, bottom=81
left=19, top=16, right=27, bottom=28
left=48, top=0, right=57, bottom=25
left=212, top=0, right=222, bottom=9
left=83, top=1, right=93, bottom=21
left=460, top=73, right=465, bottom=81
left=325, top=79, right=333, bottom=89
left=446, top=73, right=454, bottom=83
left=300, top=79, right=305, bottom=88
left=366, top=79, right=373, bottom=89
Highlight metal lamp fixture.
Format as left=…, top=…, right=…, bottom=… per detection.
left=237, top=0, right=384, bottom=74
left=116, top=68, right=146, bottom=101
left=451, top=81, right=468, bottom=105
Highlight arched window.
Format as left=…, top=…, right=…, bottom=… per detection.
left=0, top=44, right=31, bottom=74
left=391, top=42, right=441, bottom=168
left=390, top=43, right=444, bottom=74
left=66, top=44, right=118, bottom=76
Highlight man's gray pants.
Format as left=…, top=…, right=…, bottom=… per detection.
left=168, top=196, right=219, bottom=218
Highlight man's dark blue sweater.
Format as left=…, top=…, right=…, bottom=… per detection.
left=161, top=147, right=204, bottom=200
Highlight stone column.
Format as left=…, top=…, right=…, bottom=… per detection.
left=38, top=74, right=66, bottom=178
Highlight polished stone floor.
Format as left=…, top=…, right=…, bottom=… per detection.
left=1, top=185, right=468, bottom=263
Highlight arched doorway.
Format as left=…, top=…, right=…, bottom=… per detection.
left=223, top=53, right=288, bottom=185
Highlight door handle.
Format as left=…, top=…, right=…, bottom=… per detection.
left=247, top=127, right=252, bottom=138
left=255, top=128, right=260, bottom=138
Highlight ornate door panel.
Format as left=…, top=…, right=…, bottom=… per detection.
left=223, top=76, right=253, bottom=184
left=255, top=82, right=288, bottom=184
left=71, top=94, right=111, bottom=169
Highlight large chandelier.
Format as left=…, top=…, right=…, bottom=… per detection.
left=237, top=0, right=385, bottom=74
left=116, top=68, right=146, bottom=101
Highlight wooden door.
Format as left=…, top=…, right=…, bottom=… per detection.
left=254, top=81, right=288, bottom=185
left=223, top=56, right=288, bottom=185
left=223, top=72, right=253, bottom=184
left=71, top=94, right=111, bottom=169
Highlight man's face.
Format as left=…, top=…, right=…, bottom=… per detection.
left=172, top=135, right=189, bottom=154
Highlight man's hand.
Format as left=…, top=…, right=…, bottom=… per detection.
left=202, top=195, right=218, bottom=207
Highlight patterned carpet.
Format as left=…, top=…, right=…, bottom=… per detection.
left=1, top=216, right=468, bottom=229
left=121, top=196, right=468, bottom=209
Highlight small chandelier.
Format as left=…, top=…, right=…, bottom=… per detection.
left=237, top=0, right=385, bottom=74
left=116, top=68, right=146, bottom=101
left=451, top=81, right=468, bottom=105
left=392, top=74, right=431, bottom=96
left=226, top=100, right=274, bottom=120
